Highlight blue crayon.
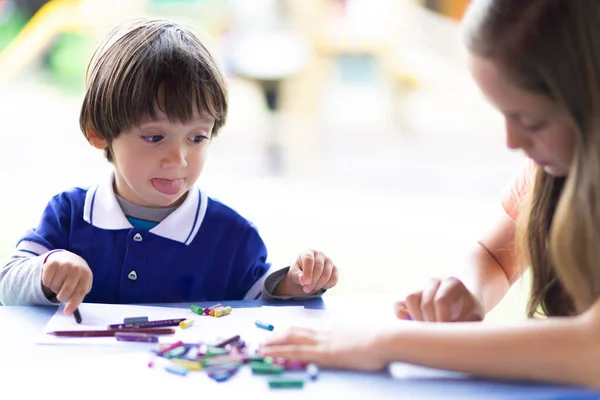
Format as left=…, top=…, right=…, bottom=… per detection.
left=165, top=363, right=189, bottom=376
left=255, top=320, right=274, bottom=331
left=307, top=363, right=319, bottom=381
left=123, top=316, right=149, bottom=324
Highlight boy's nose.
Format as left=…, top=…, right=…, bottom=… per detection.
left=162, top=147, right=187, bottom=168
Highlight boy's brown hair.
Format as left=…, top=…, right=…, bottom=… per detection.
left=80, top=17, right=228, bottom=161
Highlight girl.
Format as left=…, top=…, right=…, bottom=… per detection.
left=260, top=0, right=600, bottom=389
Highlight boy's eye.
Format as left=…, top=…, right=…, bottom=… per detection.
left=143, top=135, right=163, bottom=143
left=189, top=135, right=208, bottom=144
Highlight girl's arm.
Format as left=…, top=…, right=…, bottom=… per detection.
left=463, top=210, right=521, bottom=312
left=397, top=210, right=522, bottom=322
left=261, top=301, right=600, bottom=390
left=379, top=304, right=600, bottom=388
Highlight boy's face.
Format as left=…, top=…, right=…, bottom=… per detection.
left=92, top=109, right=215, bottom=207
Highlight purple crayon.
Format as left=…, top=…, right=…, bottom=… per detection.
left=115, top=332, right=159, bottom=343
left=108, top=318, right=186, bottom=330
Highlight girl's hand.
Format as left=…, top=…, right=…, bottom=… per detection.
left=394, top=277, right=485, bottom=322
left=259, top=327, right=387, bottom=371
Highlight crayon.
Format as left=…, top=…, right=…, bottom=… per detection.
left=108, top=318, right=186, bottom=330
left=255, top=320, right=274, bottom=331
left=47, top=328, right=175, bottom=337
left=73, top=308, right=82, bottom=324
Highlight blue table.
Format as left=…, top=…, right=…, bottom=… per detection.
left=1, top=298, right=598, bottom=399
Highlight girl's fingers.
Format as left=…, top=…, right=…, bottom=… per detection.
left=420, top=278, right=442, bottom=322
left=261, top=327, right=319, bottom=346
left=259, top=345, right=324, bottom=364
left=394, top=301, right=411, bottom=320
left=404, top=291, right=424, bottom=321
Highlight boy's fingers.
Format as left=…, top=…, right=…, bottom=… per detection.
left=300, top=252, right=315, bottom=286
left=65, top=291, right=85, bottom=315
left=56, top=274, right=80, bottom=303
left=309, top=263, right=332, bottom=293
left=48, top=265, right=70, bottom=295
left=84, top=275, right=93, bottom=294
left=322, top=266, right=339, bottom=290
left=305, top=252, right=324, bottom=289
left=41, top=262, right=58, bottom=288
left=288, top=263, right=304, bottom=285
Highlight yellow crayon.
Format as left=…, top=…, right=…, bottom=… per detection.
left=179, top=319, right=194, bottom=329
left=171, top=359, right=203, bottom=371
left=213, top=306, right=232, bottom=318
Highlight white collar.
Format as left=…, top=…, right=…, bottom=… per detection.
left=83, top=173, right=207, bottom=245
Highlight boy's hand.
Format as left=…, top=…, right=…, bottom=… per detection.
left=289, top=249, right=339, bottom=294
left=41, top=250, right=93, bottom=315
left=394, top=277, right=485, bottom=322
left=274, top=250, right=339, bottom=296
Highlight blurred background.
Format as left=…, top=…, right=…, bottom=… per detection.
left=0, top=0, right=528, bottom=320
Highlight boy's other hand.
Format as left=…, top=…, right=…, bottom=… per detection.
left=41, top=250, right=93, bottom=315
left=394, top=277, right=485, bottom=322
left=289, top=249, right=339, bottom=294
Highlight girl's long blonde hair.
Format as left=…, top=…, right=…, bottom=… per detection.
left=463, top=0, right=600, bottom=316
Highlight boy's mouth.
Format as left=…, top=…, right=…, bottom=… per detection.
left=151, top=178, right=184, bottom=195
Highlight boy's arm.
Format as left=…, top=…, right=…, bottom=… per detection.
left=232, top=224, right=327, bottom=300
left=267, top=250, right=338, bottom=299
left=262, top=267, right=325, bottom=300
left=0, top=255, right=57, bottom=305
left=0, top=196, right=71, bottom=305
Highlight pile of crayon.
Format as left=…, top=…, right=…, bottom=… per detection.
left=190, top=303, right=231, bottom=318
left=148, top=334, right=319, bottom=388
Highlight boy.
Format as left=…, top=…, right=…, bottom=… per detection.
left=0, top=18, right=339, bottom=314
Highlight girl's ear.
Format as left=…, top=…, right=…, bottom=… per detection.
left=86, top=129, right=108, bottom=149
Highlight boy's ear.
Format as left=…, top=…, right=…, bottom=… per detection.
left=86, top=129, right=108, bottom=149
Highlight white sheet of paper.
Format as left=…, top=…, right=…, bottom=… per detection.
left=38, top=303, right=333, bottom=347
left=389, top=362, right=468, bottom=380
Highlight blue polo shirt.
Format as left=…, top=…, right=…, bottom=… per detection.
left=15, top=176, right=270, bottom=303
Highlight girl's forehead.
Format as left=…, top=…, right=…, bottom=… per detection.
left=468, top=54, right=556, bottom=116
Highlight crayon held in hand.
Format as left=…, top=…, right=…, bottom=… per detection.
left=73, top=308, right=82, bottom=324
